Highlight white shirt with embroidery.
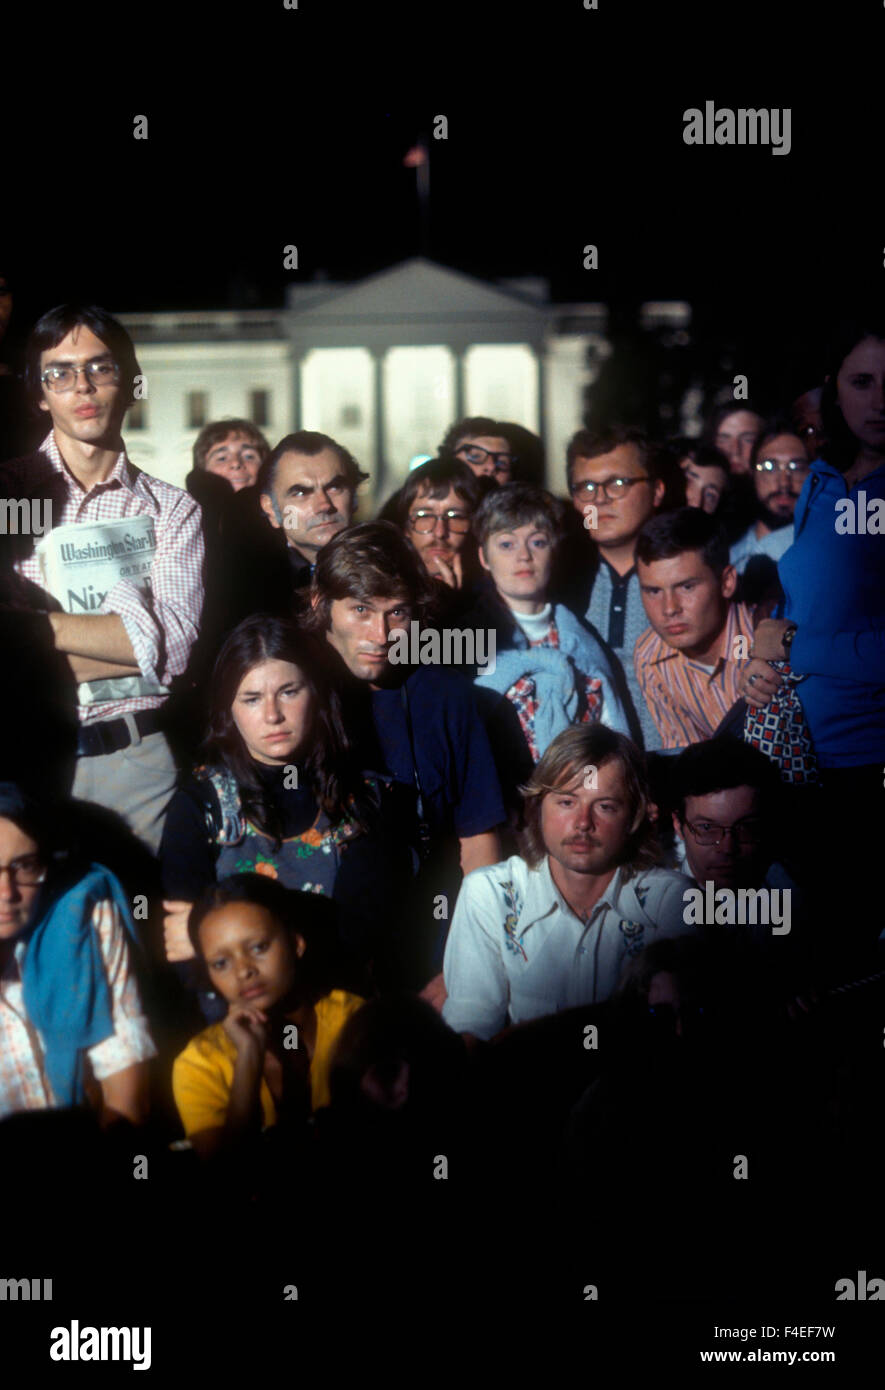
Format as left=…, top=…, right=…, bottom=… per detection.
left=442, top=854, right=694, bottom=1039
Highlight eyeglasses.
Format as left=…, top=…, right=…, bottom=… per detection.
left=409, top=508, right=472, bottom=534
left=0, top=855, right=47, bottom=887
left=456, top=444, right=516, bottom=472
left=40, top=359, right=121, bottom=393
left=570, top=475, right=650, bottom=501
left=683, top=818, right=763, bottom=847
left=752, top=458, right=808, bottom=475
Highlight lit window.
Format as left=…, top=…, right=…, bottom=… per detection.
left=187, top=391, right=208, bottom=429
left=249, top=389, right=270, bottom=428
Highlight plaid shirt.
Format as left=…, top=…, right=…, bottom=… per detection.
left=12, top=432, right=204, bottom=724
left=506, top=618, right=604, bottom=762
left=0, top=898, right=157, bottom=1120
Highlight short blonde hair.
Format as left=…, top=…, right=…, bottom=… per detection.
left=518, top=726, right=661, bottom=879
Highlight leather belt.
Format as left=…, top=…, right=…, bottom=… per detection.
left=76, top=708, right=165, bottom=758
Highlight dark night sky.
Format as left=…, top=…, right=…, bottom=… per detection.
left=2, top=2, right=878, bottom=350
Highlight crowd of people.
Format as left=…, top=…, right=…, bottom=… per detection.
left=0, top=294, right=883, bottom=1303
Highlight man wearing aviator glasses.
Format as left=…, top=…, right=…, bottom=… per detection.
left=729, top=422, right=809, bottom=575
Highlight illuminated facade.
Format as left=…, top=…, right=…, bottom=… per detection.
left=118, top=258, right=685, bottom=505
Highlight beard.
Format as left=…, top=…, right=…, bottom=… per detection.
left=756, top=496, right=796, bottom=531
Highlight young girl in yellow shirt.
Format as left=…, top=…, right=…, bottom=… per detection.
left=173, top=874, right=363, bottom=1159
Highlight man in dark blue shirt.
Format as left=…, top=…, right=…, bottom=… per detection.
left=304, top=521, right=505, bottom=872
left=303, top=522, right=506, bottom=995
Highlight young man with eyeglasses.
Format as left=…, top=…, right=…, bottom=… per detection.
left=669, top=737, right=787, bottom=892
left=668, top=737, right=804, bottom=966
left=392, top=456, right=481, bottom=601
left=729, top=423, right=808, bottom=574
left=439, top=416, right=516, bottom=485
left=565, top=425, right=667, bottom=752
left=1, top=305, right=203, bottom=853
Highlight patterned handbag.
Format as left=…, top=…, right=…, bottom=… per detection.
left=743, top=660, right=819, bottom=784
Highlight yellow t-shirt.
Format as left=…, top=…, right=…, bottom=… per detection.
left=172, top=990, right=364, bottom=1138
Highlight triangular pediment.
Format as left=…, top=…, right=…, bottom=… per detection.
left=288, top=258, right=547, bottom=326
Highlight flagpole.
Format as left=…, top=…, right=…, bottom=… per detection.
left=404, top=140, right=431, bottom=256
left=417, top=140, right=430, bottom=256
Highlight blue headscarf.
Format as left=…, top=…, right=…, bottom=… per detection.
left=0, top=784, right=141, bottom=1108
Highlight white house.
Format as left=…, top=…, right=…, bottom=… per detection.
left=118, top=258, right=687, bottom=506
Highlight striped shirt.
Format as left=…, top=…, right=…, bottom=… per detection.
left=0, top=898, right=157, bottom=1120
left=8, top=431, right=204, bottom=724
left=633, top=602, right=753, bottom=749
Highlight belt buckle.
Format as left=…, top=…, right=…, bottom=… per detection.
left=78, top=717, right=122, bottom=758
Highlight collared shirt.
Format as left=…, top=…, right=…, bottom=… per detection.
left=729, top=524, right=794, bottom=575
left=11, top=432, right=204, bottom=724
left=0, top=899, right=157, bottom=1120
left=633, top=602, right=753, bottom=749
left=442, top=853, right=693, bottom=1039
left=586, top=560, right=662, bottom=751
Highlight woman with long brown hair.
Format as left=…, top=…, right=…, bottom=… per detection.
left=160, top=614, right=405, bottom=1018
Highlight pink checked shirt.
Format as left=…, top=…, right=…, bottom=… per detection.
left=13, top=432, right=204, bottom=724
left=0, top=897, right=157, bottom=1120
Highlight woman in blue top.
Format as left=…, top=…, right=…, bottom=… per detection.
left=738, top=309, right=885, bottom=972
left=459, top=483, right=631, bottom=814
